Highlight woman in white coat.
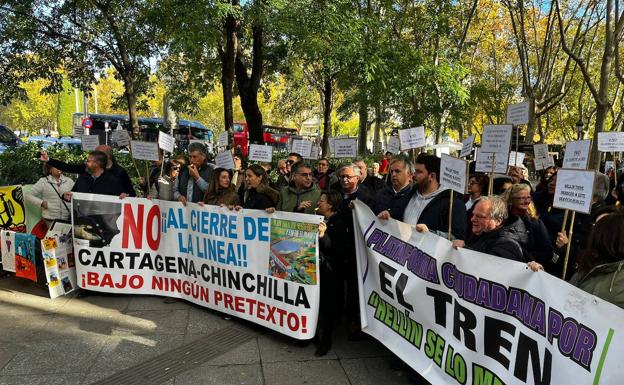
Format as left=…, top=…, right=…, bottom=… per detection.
left=26, top=163, right=75, bottom=228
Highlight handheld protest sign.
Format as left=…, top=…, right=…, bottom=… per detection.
left=328, top=137, right=335, bottom=155
left=80, top=135, right=100, bottom=151
left=398, top=126, right=426, bottom=151
left=459, top=134, right=475, bottom=158
left=506, top=101, right=531, bottom=126
left=598, top=131, right=624, bottom=152
left=387, top=136, right=401, bottom=154
left=111, top=129, right=130, bottom=147
left=334, top=138, right=358, bottom=158
left=563, top=140, right=591, bottom=169
left=440, top=154, right=467, bottom=240
left=305, top=145, right=320, bottom=160
left=217, top=131, right=229, bottom=148
left=158, top=131, right=175, bottom=153
left=481, top=125, right=513, bottom=154
left=215, top=150, right=236, bottom=170
left=533, top=144, right=549, bottom=170
left=508, top=151, right=525, bottom=167
left=553, top=169, right=595, bottom=214
left=248, top=144, right=273, bottom=163
left=562, top=211, right=577, bottom=280
left=130, top=141, right=160, bottom=162
left=291, top=139, right=312, bottom=158
left=475, top=149, right=508, bottom=174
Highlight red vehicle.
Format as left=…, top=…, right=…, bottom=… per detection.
left=233, top=122, right=298, bottom=157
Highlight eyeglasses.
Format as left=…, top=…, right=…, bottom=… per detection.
left=297, top=172, right=313, bottom=177
left=286, top=159, right=295, bottom=164
left=340, top=175, right=357, bottom=180
left=172, top=167, right=180, bottom=171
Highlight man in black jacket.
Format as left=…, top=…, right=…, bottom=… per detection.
left=452, top=196, right=525, bottom=262
left=174, top=142, right=214, bottom=204
left=63, top=151, right=127, bottom=198
left=374, top=156, right=414, bottom=220
left=355, top=159, right=385, bottom=194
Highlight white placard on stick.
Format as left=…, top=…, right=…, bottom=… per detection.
left=398, top=126, right=426, bottom=150
left=328, top=138, right=335, bottom=154
left=305, top=145, right=320, bottom=160
left=80, top=135, right=100, bottom=151
left=387, top=136, right=401, bottom=154
left=460, top=134, right=475, bottom=158
left=533, top=144, right=550, bottom=170
left=508, top=151, right=526, bottom=167
left=475, top=150, right=508, bottom=173
left=440, top=154, right=467, bottom=194
left=215, top=151, right=236, bottom=170
left=506, top=101, right=531, bottom=125
left=553, top=169, right=596, bottom=214
left=130, top=141, right=159, bottom=161
left=217, top=131, right=229, bottom=147
left=597, top=132, right=624, bottom=152
left=158, top=131, right=175, bottom=153
left=481, top=125, right=513, bottom=154
left=248, top=144, right=273, bottom=162
left=563, top=140, right=591, bottom=169
left=334, top=138, right=358, bottom=158
left=111, top=130, right=130, bottom=147
left=291, top=139, right=313, bottom=158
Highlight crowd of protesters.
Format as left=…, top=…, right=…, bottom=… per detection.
left=29, top=143, right=624, bottom=371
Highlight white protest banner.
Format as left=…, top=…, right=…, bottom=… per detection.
left=399, top=126, right=426, bottom=151
left=506, top=101, right=531, bottom=125
left=533, top=144, right=550, bottom=170
left=81, top=135, right=100, bottom=151
left=387, top=136, right=401, bottom=154
left=291, top=139, right=313, bottom=158
left=334, top=138, right=358, bottom=158
left=248, top=144, right=273, bottom=163
left=605, top=161, right=615, bottom=173
left=111, top=130, right=130, bottom=147
left=508, top=151, right=526, bottom=167
left=305, top=145, right=320, bottom=160
left=460, top=134, right=475, bottom=158
left=158, top=131, right=175, bottom=153
left=481, top=125, right=513, bottom=154
left=72, top=193, right=320, bottom=339
left=130, top=141, right=159, bottom=161
left=217, top=131, right=229, bottom=147
left=475, top=150, right=508, bottom=173
left=553, top=169, right=596, bottom=214
left=215, top=151, right=236, bottom=170
left=440, top=154, right=467, bottom=194
left=353, top=200, right=624, bottom=385
left=563, top=140, right=591, bottom=169
left=597, top=132, right=624, bottom=152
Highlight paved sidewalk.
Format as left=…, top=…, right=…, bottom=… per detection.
left=0, top=276, right=418, bottom=385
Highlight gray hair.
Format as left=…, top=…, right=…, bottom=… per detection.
left=480, top=195, right=508, bottom=223
left=188, top=142, right=208, bottom=156
left=390, top=157, right=415, bottom=174
left=339, top=164, right=362, bottom=176
left=593, top=172, right=610, bottom=201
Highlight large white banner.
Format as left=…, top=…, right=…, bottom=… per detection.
left=72, top=193, right=321, bottom=339
left=353, top=200, right=624, bottom=385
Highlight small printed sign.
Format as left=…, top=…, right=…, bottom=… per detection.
left=130, top=141, right=159, bottom=161
left=80, top=135, right=100, bottom=151
left=248, top=144, right=273, bottom=162
left=440, top=154, right=467, bottom=194
left=398, top=126, right=426, bottom=151
left=553, top=169, right=596, bottom=214
left=563, top=140, right=591, bottom=170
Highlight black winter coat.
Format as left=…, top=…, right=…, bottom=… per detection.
left=409, top=188, right=468, bottom=240
left=241, top=184, right=280, bottom=210
left=371, top=184, right=413, bottom=220
left=466, top=227, right=525, bottom=262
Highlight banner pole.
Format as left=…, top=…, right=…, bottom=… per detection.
left=562, top=210, right=577, bottom=280
left=488, top=153, right=496, bottom=195
left=515, top=124, right=519, bottom=165
left=448, top=191, right=454, bottom=241
left=160, top=151, right=166, bottom=178
left=561, top=209, right=569, bottom=233
left=127, top=144, right=142, bottom=177
left=615, top=154, right=618, bottom=189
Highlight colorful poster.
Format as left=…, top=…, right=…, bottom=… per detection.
left=353, top=200, right=624, bottom=385
left=42, top=222, right=77, bottom=298
left=71, top=193, right=321, bottom=339
left=1, top=230, right=16, bottom=272
left=0, top=185, right=26, bottom=233
left=14, top=233, right=37, bottom=282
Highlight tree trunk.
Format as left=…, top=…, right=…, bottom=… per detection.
left=221, top=4, right=238, bottom=133
left=321, top=78, right=333, bottom=157
left=358, top=93, right=368, bottom=155
left=373, top=103, right=382, bottom=154
left=235, top=25, right=264, bottom=144
left=163, top=92, right=177, bottom=135
left=124, top=76, right=140, bottom=139
left=592, top=103, right=609, bottom=169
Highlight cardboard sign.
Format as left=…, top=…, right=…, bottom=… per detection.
left=130, top=141, right=159, bottom=161
left=506, top=101, right=531, bottom=125
left=563, top=140, right=591, bottom=169
left=533, top=144, right=550, bottom=170
left=217, top=131, right=229, bottom=147
left=553, top=169, right=596, bottom=214
left=291, top=139, right=313, bottom=158
left=386, top=136, right=401, bottom=154
left=305, top=145, right=320, bottom=160
left=508, top=151, right=526, bottom=167
left=440, top=154, right=467, bottom=194
left=334, top=138, right=358, bottom=158
left=481, top=125, right=513, bottom=154
left=215, top=151, right=235, bottom=170
left=460, top=134, right=475, bottom=158
left=80, top=135, right=100, bottom=151
left=598, top=132, right=624, bottom=152
left=399, top=126, right=426, bottom=150
left=248, top=144, right=273, bottom=162
left=475, top=150, right=508, bottom=173
left=111, top=130, right=130, bottom=147
left=158, top=131, right=175, bottom=153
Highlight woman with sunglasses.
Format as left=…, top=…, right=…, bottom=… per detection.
left=203, top=168, right=240, bottom=206
left=501, top=183, right=557, bottom=272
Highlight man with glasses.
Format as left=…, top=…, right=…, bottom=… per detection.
left=374, top=156, right=414, bottom=220
left=275, top=162, right=320, bottom=214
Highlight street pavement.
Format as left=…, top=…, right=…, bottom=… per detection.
left=0, top=276, right=418, bottom=385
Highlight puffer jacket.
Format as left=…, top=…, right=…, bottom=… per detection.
left=571, top=261, right=624, bottom=310
left=26, top=175, right=74, bottom=221
left=241, top=184, right=280, bottom=210
left=276, top=183, right=321, bottom=214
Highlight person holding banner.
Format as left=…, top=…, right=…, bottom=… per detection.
left=149, top=160, right=180, bottom=201
left=373, top=157, right=414, bottom=221
left=63, top=151, right=128, bottom=198
left=465, top=174, right=488, bottom=239
left=26, top=163, right=74, bottom=237
left=173, top=142, right=214, bottom=204
left=202, top=168, right=240, bottom=206
left=239, top=164, right=279, bottom=210
left=275, top=162, right=320, bottom=214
